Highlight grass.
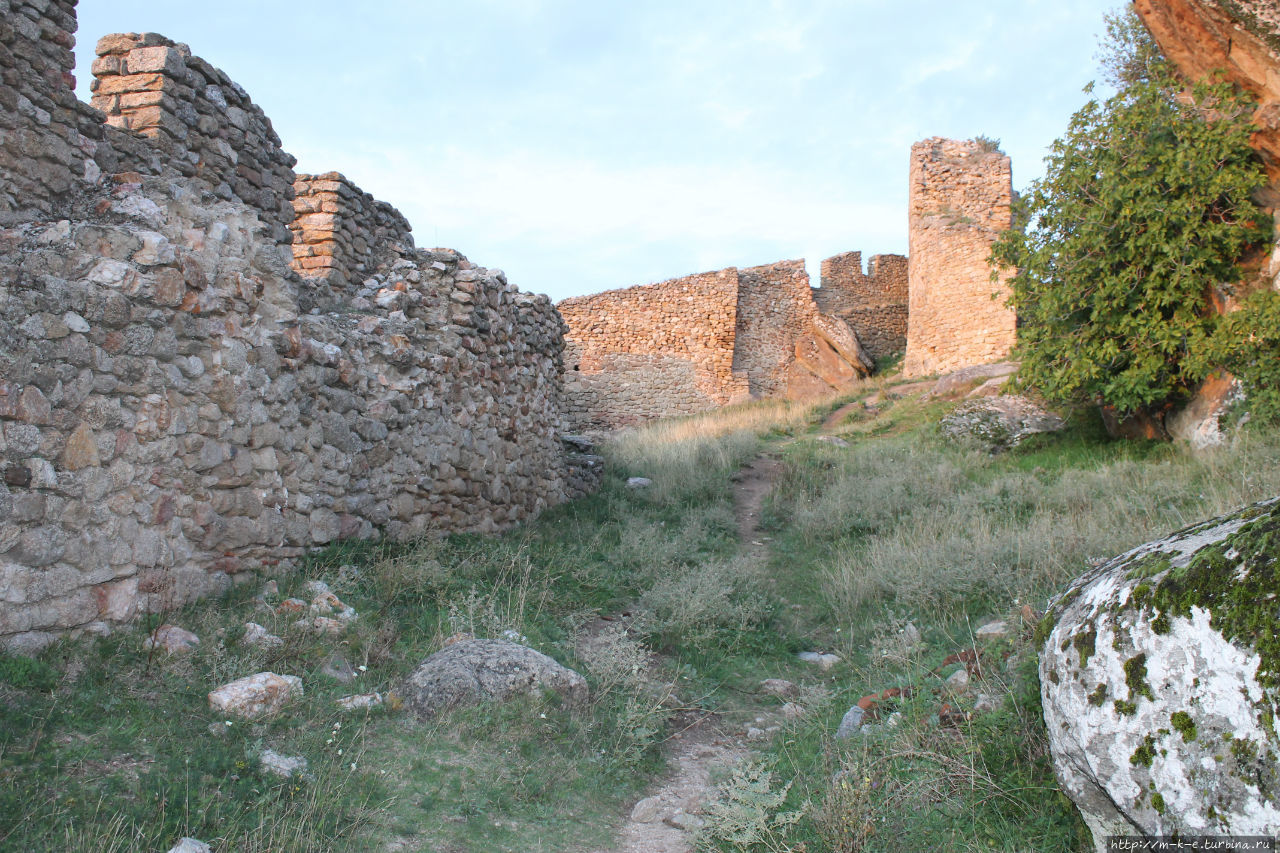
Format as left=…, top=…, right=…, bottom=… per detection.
left=4, top=379, right=1280, bottom=851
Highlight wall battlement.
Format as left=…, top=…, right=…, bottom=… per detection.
left=0, top=2, right=589, bottom=652
left=903, top=137, right=1017, bottom=377
left=89, top=32, right=298, bottom=243
left=814, top=250, right=908, bottom=363
left=291, top=172, right=415, bottom=286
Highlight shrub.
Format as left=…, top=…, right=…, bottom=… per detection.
left=991, top=13, right=1272, bottom=418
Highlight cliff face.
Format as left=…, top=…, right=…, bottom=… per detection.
left=1134, top=0, right=1280, bottom=192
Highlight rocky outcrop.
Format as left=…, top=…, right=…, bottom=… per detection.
left=1040, top=498, right=1280, bottom=847
left=1135, top=0, right=1280, bottom=286
left=940, top=395, right=1064, bottom=452
left=1134, top=0, right=1280, bottom=185
left=1135, top=1, right=1280, bottom=444
left=396, top=638, right=588, bottom=719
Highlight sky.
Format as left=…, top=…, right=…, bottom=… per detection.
left=73, top=1, right=1123, bottom=301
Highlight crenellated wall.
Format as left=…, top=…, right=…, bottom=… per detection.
left=89, top=32, right=297, bottom=244
left=291, top=172, right=414, bottom=285
left=813, top=250, right=909, bottom=363
left=903, top=137, right=1017, bottom=377
left=0, top=5, right=589, bottom=652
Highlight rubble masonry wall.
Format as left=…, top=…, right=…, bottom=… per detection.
left=903, top=137, right=1017, bottom=377
left=0, top=5, right=588, bottom=651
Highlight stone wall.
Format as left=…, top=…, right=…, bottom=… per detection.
left=0, top=0, right=126, bottom=224
left=813, top=251, right=909, bottom=363
left=0, top=6, right=586, bottom=651
left=291, top=172, right=414, bottom=285
left=558, top=269, right=748, bottom=431
left=89, top=32, right=297, bottom=244
left=731, top=260, right=816, bottom=396
left=560, top=259, right=874, bottom=431
left=903, top=137, right=1017, bottom=377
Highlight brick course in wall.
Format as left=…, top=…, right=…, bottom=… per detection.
left=813, top=250, right=908, bottom=363
left=903, top=137, right=1017, bottom=377
left=0, top=5, right=589, bottom=651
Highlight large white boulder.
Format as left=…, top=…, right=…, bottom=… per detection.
left=1040, top=497, right=1280, bottom=848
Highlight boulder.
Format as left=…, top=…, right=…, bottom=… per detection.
left=785, top=314, right=875, bottom=399
left=208, top=671, right=303, bottom=719
left=940, top=394, right=1064, bottom=452
left=1040, top=497, right=1280, bottom=846
left=930, top=362, right=1018, bottom=397
left=760, top=678, right=799, bottom=699
left=259, top=748, right=307, bottom=779
left=241, top=622, right=282, bottom=649
left=396, top=638, right=587, bottom=719
left=167, top=840, right=211, bottom=853
left=144, top=624, right=199, bottom=655
left=1167, top=373, right=1244, bottom=450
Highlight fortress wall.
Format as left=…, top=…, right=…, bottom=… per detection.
left=0, top=0, right=113, bottom=224
left=815, top=250, right=909, bottom=362
left=89, top=32, right=297, bottom=243
left=0, top=7, right=585, bottom=651
left=558, top=269, right=747, bottom=431
left=731, top=259, right=816, bottom=396
left=903, top=137, right=1017, bottom=377
left=291, top=171, right=414, bottom=286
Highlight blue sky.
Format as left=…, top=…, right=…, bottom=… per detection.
left=74, top=1, right=1122, bottom=301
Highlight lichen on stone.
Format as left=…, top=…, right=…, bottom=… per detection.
left=1146, top=501, right=1280, bottom=689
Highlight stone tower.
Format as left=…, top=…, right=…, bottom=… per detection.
left=903, top=137, right=1017, bottom=377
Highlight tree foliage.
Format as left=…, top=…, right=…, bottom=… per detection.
left=992, top=14, right=1273, bottom=417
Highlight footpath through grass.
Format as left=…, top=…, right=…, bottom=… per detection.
left=3, top=388, right=1280, bottom=851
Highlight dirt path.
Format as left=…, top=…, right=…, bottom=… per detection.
left=591, top=454, right=784, bottom=853
left=732, top=455, right=784, bottom=546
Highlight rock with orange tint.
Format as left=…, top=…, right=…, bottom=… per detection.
left=208, top=672, right=302, bottom=719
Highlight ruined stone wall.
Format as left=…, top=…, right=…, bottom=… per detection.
left=89, top=33, right=297, bottom=243
left=0, top=176, right=571, bottom=651
left=558, top=269, right=748, bottom=431
left=0, top=8, right=585, bottom=651
left=0, top=0, right=126, bottom=224
left=560, top=257, right=880, bottom=430
left=813, top=251, right=909, bottom=363
left=903, top=137, right=1017, bottom=377
left=731, top=260, right=816, bottom=396
left=291, top=172, right=414, bottom=285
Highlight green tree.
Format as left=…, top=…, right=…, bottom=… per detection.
left=991, top=14, right=1272, bottom=418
